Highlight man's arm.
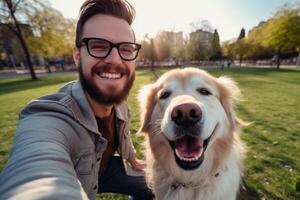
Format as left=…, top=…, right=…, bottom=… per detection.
left=0, top=116, right=89, bottom=200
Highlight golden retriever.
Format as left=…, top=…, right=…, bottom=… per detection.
left=138, top=68, right=245, bottom=200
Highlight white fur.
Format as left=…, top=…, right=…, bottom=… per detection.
left=139, top=68, right=245, bottom=200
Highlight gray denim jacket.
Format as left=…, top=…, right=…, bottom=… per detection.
left=0, top=81, right=137, bottom=200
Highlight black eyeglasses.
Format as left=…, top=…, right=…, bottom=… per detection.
left=78, top=37, right=142, bottom=61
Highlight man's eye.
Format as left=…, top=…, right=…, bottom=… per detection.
left=90, top=43, right=109, bottom=51
left=159, top=91, right=172, bottom=99
left=197, top=88, right=211, bottom=95
left=91, top=45, right=107, bottom=50
left=120, top=45, right=135, bottom=54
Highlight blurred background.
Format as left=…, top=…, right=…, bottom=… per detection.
left=0, top=0, right=299, bottom=80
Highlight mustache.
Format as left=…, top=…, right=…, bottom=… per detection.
left=91, top=64, right=128, bottom=75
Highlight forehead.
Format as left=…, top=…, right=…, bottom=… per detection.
left=82, top=14, right=134, bottom=42
left=158, top=70, right=217, bottom=91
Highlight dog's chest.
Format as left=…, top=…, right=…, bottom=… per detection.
left=155, top=167, right=238, bottom=200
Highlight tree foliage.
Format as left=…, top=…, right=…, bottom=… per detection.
left=1, top=0, right=75, bottom=78
left=0, top=0, right=42, bottom=79
left=138, top=34, right=152, bottom=61
left=249, top=5, right=300, bottom=68
left=224, top=4, right=300, bottom=68
left=152, top=31, right=173, bottom=61
left=210, top=29, right=222, bottom=60
left=234, top=28, right=248, bottom=65
left=238, top=28, right=246, bottom=40
left=26, top=5, right=75, bottom=58
left=222, top=41, right=235, bottom=60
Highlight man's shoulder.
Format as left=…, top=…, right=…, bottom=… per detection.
left=19, top=81, right=98, bottom=134
left=27, top=80, right=77, bottom=104
left=20, top=81, right=80, bottom=120
left=58, top=80, right=78, bottom=93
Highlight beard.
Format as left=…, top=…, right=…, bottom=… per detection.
left=78, top=60, right=135, bottom=106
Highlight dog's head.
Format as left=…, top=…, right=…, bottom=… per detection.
left=138, top=68, right=241, bottom=173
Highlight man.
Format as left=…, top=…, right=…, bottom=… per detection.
left=0, top=0, right=153, bottom=199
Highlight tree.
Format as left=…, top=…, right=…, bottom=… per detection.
left=141, top=34, right=155, bottom=69
left=210, top=29, right=222, bottom=60
left=26, top=6, right=75, bottom=60
left=235, top=28, right=247, bottom=66
left=171, top=35, right=187, bottom=65
left=222, top=41, right=235, bottom=60
left=153, top=31, right=172, bottom=61
left=0, top=0, right=41, bottom=80
left=261, top=5, right=300, bottom=69
left=245, top=22, right=274, bottom=60
left=138, top=34, right=152, bottom=62
left=238, top=28, right=246, bottom=40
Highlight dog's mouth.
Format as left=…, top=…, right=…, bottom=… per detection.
left=169, top=136, right=207, bottom=170
left=169, top=124, right=218, bottom=170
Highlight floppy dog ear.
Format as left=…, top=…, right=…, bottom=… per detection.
left=217, top=76, right=241, bottom=129
left=137, top=84, right=159, bottom=134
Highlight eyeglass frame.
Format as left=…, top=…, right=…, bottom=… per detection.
left=77, top=37, right=142, bottom=61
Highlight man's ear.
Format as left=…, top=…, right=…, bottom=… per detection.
left=137, top=83, right=159, bottom=134
left=73, top=47, right=80, bottom=67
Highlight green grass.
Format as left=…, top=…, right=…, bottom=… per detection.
left=209, top=68, right=300, bottom=200
left=0, top=67, right=299, bottom=200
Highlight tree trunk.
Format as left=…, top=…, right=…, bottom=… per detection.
left=6, top=0, right=37, bottom=80
left=276, top=48, right=281, bottom=69
left=150, top=38, right=157, bottom=78
left=297, top=52, right=300, bottom=68
left=239, top=56, right=242, bottom=67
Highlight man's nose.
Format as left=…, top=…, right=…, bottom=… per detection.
left=104, top=47, right=122, bottom=65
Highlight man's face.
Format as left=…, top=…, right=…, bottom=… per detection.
left=73, top=14, right=136, bottom=105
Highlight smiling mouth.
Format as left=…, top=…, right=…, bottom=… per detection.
left=169, top=124, right=218, bottom=170
left=98, top=72, right=123, bottom=79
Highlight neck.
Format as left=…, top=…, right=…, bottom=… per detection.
left=86, top=93, right=113, bottom=118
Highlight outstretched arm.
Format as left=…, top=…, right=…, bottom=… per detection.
left=0, top=116, right=89, bottom=200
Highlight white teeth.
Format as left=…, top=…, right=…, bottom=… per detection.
left=175, top=149, right=203, bottom=162
left=100, top=72, right=121, bottom=79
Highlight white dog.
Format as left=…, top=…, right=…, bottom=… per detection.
left=138, top=68, right=245, bottom=200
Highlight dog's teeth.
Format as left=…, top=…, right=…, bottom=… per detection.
left=175, top=149, right=202, bottom=162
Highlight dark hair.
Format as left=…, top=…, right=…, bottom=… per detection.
left=75, top=0, right=136, bottom=47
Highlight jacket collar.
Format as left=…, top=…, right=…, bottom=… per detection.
left=114, top=104, right=127, bottom=122
left=70, top=81, right=99, bottom=134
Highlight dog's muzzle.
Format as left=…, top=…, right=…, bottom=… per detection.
left=168, top=103, right=217, bottom=170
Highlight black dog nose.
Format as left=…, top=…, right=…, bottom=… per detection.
left=171, top=103, right=202, bottom=127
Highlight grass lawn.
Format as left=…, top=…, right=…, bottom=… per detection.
left=0, top=67, right=299, bottom=200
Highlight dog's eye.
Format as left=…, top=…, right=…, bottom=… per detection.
left=197, top=88, right=211, bottom=95
left=159, top=91, right=172, bottom=99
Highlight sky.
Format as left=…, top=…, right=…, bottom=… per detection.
left=49, top=0, right=299, bottom=42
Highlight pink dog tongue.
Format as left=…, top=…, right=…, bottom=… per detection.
left=175, top=136, right=203, bottom=158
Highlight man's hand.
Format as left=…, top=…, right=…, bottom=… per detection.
left=128, top=157, right=146, bottom=172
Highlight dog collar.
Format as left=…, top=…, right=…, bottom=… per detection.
left=171, top=171, right=221, bottom=190
left=171, top=181, right=205, bottom=190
